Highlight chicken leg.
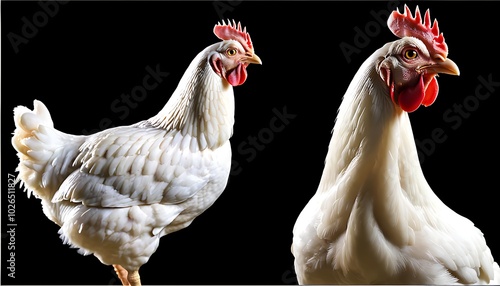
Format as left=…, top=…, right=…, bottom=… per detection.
left=113, top=265, right=142, bottom=286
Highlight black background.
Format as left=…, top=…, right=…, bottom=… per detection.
left=2, top=1, right=499, bottom=285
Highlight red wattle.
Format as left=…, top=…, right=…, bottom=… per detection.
left=422, top=76, right=439, bottom=107
left=390, top=81, right=395, bottom=104
left=226, top=64, right=247, bottom=86
left=398, top=75, right=425, bottom=113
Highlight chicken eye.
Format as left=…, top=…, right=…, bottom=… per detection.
left=226, top=48, right=237, bottom=56
left=404, top=49, right=418, bottom=60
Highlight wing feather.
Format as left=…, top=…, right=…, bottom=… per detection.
left=422, top=207, right=496, bottom=284
left=53, top=123, right=215, bottom=208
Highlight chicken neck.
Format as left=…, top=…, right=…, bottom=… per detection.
left=147, top=44, right=235, bottom=151
left=316, top=51, right=432, bottom=251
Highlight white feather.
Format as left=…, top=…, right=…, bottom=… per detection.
left=292, top=39, right=499, bottom=285
left=11, top=40, right=239, bottom=277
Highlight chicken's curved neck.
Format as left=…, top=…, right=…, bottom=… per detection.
left=316, top=54, right=428, bottom=247
left=318, top=58, right=400, bottom=193
left=148, top=48, right=235, bottom=150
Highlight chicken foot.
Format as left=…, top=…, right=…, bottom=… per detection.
left=113, top=264, right=142, bottom=286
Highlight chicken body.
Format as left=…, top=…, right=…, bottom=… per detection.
left=12, top=21, right=260, bottom=285
left=291, top=7, right=499, bottom=285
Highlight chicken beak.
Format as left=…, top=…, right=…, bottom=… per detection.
left=243, top=53, right=262, bottom=65
left=425, top=58, right=460, bottom=76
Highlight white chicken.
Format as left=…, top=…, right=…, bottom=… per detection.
left=11, top=19, right=261, bottom=286
left=291, top=5, right=500, bottom=285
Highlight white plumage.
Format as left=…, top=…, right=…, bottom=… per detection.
left=11, top=20, right=261, bottom=286
left=291, top=6, right=499, bottom=284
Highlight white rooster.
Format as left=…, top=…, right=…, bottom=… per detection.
left=291, top=5, right=500, bottom=285
left=11, top=19, right=261, bottom=286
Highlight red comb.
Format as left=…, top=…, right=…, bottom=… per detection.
left=388, top=5, right=448, bottom=57
left=213, top=19, right=253, bottom=52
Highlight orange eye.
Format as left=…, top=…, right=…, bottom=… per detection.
left=226, top=48, right=237, bottom=56
left=404, top=49, right=418, bottom=60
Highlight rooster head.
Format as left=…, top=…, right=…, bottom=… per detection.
left=210, top=19, right=262, bottom=86
left=377, top=5, right=459, bottom=113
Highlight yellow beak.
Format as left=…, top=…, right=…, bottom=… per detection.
left=425, top=58, right=460, bottom=76
left=243, top=53, right=262, bottom=65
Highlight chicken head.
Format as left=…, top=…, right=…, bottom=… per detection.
left=210, top=19, right=262, bottom=86
left=377, top=5, right=460, bottom=113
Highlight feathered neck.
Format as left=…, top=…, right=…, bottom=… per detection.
left=318, top=48, right=400, bottom=194
left=148, top=43, right=235, bottom=150
left=315, top=46, right=435, bottom=247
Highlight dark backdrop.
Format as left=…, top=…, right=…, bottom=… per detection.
left=2, top=1, right=499, bottom=285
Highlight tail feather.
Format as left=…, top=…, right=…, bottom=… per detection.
left=12, top=100, right=84, bottom=202
left=493, top=262, right=500, bottom=284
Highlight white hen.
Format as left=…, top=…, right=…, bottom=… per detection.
left=291, top=5, right=500, bottom=285
left=11, top=20, right=261, bottom=286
